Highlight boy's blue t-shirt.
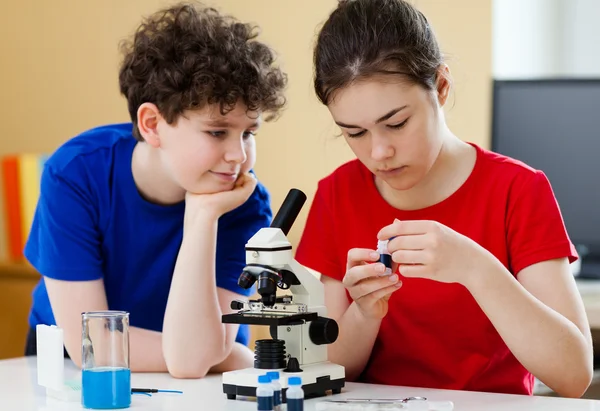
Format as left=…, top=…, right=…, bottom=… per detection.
left=24, top=123, right=272, bottom=347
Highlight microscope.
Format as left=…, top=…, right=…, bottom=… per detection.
left=222, top=188, right=346, bottom=401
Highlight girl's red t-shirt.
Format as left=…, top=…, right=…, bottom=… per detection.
left=295, top=143, right=577, bottom=395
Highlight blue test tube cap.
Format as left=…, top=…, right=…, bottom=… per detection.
left=288, top=376, right=302, bottom=386
left=258, top=375, right=271, bottom=384
left=267, top=371, right=280, bottom=380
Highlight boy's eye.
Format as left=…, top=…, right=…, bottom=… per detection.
left=207, top=130, right=257, bottom=139
left=208, top=130, right=226, bottom=137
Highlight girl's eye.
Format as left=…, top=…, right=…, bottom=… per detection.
left=388, top=119, right=409, bottom=129
left=243, top=131, right=256, bottom=139
left=347, top=130, right=367, bottom=138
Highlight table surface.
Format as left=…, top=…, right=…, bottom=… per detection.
left=1, top=357, right=600, bottom=410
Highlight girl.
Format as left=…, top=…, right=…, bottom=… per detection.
left=296, top=0, right=592, bottom=397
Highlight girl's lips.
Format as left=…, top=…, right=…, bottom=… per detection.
left=378, top=166, right=407, bottom=177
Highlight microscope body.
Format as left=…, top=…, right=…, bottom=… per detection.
left=221, top=190, right=345, bottom=400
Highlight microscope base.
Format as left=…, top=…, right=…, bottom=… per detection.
left=222, top=361, right=345, bottom=401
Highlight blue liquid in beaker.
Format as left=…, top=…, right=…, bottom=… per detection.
left=82, top=367, right=131, bottom=409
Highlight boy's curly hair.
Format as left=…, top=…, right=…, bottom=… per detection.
left=118, top=2, right=288, bottom=141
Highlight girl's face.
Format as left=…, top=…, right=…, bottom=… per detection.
left=327, top=77, right=449, bottom=192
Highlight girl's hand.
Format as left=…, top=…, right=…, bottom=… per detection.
left=341, top=248, right=403, bottom=319
left=378, top=219, right=493, bottom=287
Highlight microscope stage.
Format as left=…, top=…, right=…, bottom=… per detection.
left=222, top=311, right=319, bottom=326
left=222, top=362, right=345, bottom=401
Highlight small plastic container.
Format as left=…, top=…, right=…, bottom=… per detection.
left=287, top=376, right=304, bottom=411
left=377, top=239, right=393, bottom=276
left=266, top=371, right=282, bottom=410
left=257, top=374, right=274, bottom=411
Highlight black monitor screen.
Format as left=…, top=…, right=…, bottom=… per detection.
left=492, top=79, right=600, bottom=260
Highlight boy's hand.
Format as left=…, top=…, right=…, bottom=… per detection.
left=184, top=172, right=257, bottom=223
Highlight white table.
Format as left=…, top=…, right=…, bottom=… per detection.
left=1, top=357, right=600, bottom=410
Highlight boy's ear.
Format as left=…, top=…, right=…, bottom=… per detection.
left=436, top=64, right=451, bottom=107
left=137, top=103, right=162, bottom=148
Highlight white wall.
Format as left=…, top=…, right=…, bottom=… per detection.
left=562, top=0, right=600, bottom=76
left=493, top=0, right=600, bottom=79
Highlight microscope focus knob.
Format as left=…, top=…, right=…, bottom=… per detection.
left=230, top=300, right=245, bottom=310
left=309, top=317, right=339, bottom=345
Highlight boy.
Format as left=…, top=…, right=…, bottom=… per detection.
left=24, top=1, right=287, bottom=378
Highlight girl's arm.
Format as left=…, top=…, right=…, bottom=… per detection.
left=381, top=219, right=593, bottom=398
left=321, top=275, right=384, bottom=381
left=316, top=247, right=403, bottom=381
left=467, top=256, right=593, bottom=398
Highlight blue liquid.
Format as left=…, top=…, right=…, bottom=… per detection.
left=273, top=390, right=281, bottom=407
left=287, top=398, right=304, bottom=411
left=82, top=367, right=131, bottom=409
left=257, top=394, right=274, bottom=410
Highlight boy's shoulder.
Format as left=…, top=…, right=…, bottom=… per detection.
left=46, top=123, right=135, bottom=175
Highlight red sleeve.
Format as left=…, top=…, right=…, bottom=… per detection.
left=506, top=170, right=578, bottom=275
left=295, top=181, right=345, bottom=282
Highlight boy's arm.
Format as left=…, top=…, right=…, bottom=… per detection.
left=44, top=277, right=167, bottom=372
left=208, top=342, right=254, bottom=373
left=162, top=213, right=252, bottom=378
left=162, top=175, right=261, bottom=378
left=47, top=275, right=252, bottom=373
left=208, top=288, right=254, bottom=373
left=27, top=163, right=170, bottom=369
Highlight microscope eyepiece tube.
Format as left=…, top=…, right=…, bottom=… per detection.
left=270, top=189, right=307, bottom=236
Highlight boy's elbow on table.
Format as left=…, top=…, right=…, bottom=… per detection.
left=166, top=347, right=230, bottom=379
left=166, top=359, right=212, bottom=379
left=167, top=365, right=210, bottom=379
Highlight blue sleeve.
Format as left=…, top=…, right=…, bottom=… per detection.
left=24, top=162, right=103, bottom=281
left=215, top=181, right=272, bottom=296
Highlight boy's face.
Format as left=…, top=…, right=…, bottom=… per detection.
left=157, top=103, right=260, bottom=195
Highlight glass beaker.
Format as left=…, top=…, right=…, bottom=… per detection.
left=81, top=311, right=131, bottom=409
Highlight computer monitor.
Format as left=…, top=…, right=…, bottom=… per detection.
left=491, top=79, right=600, bottom=277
